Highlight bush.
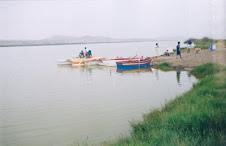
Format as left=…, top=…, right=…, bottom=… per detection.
left=154, top=62, right=170, bottom=71
left=190, top=62, right=225, bottom=79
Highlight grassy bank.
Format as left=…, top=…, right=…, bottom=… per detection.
left=105, top=63, right=226, bottom=146
left=153, top=62, right=170, bottom=71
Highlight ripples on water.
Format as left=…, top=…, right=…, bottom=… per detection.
left=0, top=42, right=196, bottom=146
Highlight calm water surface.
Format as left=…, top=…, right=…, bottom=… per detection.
left=0, top=42, right=196, bottom=146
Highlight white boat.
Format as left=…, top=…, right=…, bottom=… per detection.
left=71, top=57, right=102, bottom=67
left=56, top=59, right=72, bottom=65
left=99, top=57, right=143, bottom=67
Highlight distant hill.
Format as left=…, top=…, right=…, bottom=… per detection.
left=0, top=35, right=156, bottom=47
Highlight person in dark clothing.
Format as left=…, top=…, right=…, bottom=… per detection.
left=164, top=50, right=170, bottom=56
left=79, top=50, right=84, bottom=58
left=84, top=47, right=87, bottom=57
left=176, top=42, right=182, bottom=59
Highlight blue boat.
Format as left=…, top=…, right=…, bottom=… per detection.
left=116, top=58, right=152, bottom=70
left=117, top=67, right=152, bottom=73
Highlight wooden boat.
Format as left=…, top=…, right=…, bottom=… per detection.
left=71, top=57, right=102, bottom=67
left=99, top=57, right=143, bottom=67
left=116, top=58, right=152, bottom=70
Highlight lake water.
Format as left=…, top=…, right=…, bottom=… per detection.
left=0, top=41, right=196, bottom=146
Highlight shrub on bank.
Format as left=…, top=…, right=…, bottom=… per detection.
left=190, top=62, right=225, bottom=79
left=154, top=62, right=170, bottom=71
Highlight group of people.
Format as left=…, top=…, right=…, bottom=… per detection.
left=155, top=42, right=182, bottom=58
left=155, top=43, right=170, bottom=57
left=79, top=47, right=92, bottom=58
left=79, top=41, right=187, bottom=59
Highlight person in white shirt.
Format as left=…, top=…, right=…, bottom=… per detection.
left=155, top=43, right=159, bottom=58
left=84, top=47, right=87, bottom=58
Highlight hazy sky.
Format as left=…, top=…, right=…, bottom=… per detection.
left=0, top=0, right=225, bottom=40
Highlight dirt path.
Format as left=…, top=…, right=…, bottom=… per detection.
left=152, top=41, right=226, bottom=69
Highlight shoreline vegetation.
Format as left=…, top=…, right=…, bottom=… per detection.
left=102, top=63, right=225, bottom=145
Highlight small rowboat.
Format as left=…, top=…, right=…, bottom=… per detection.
left=116, top=58, right=152, bottom=70
left=99, top=57, right=143, bottom=67
left=71, top=57, right=102, bottom=67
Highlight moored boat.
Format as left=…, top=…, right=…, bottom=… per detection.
left=116, top=58, right=152, bottom=70
left=56, top=59, right=72, bottom=65
left=99, top=57, right=143, bottom=67
left=71, top=57, right=102, bottom=67
left=84, top=57, right=102, bottom=66
left=71, top=58, right=85, bottom=66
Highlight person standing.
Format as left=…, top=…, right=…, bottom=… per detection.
left=187, top=40, right=192, bottom=53
left=155, top=43, right=159, bottom=58
left=84, top=47, right=87, bottom=58
left=176, top=42, right=182, bottom=59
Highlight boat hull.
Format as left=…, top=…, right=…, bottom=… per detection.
left=71, top=58, right=85, bottom=67
left=116, top=58, right=152, bottom=70
left=85, top=59, right=102, bottom=66
left=99, top=60, right=125, bottom=66
left=71, top=57, right=102, bottom=67
left=117, top=68, right=152, bottom=73
left=99, top=57, right=142, bottom=67
left=56, top=59, right=72, bottom=65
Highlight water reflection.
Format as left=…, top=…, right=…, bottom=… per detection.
left=116, top=67, right=152, bottom=74
left=58, top=64, right=153, bottom=75
left=155, top=69, right=159, bottom=80
left=187, top=72, right=192, bottom=80
left=176, top=71, right=181, bottom=84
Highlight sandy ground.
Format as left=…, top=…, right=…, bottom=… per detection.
left=152, top=41, right=226, bottom=69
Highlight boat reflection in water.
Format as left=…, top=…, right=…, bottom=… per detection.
left=58, top=63, right=152, bottom=74
left=116, top=67, right=152, bottom=73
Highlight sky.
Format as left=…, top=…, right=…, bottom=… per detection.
left=0, top=0, right=225, bottom=40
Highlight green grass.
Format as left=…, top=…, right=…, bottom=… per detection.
left=104, top=63, right=226, bottom=146
left=190, top=62, right=226, bottom=79
left=154, top=62, right=170, bottom=71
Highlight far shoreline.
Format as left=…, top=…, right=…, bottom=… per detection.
left=0, top=40, right=178, bottom=48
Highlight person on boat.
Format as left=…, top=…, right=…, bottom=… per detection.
left=79, top=50, right=84, bottom=58
left=84, top=47, right=87, bottom=57
left=87, top=50, right=92, bottom=58
left=176, top=42, right=182, bottom=59
left=155, top=43, right=159, bottom=58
